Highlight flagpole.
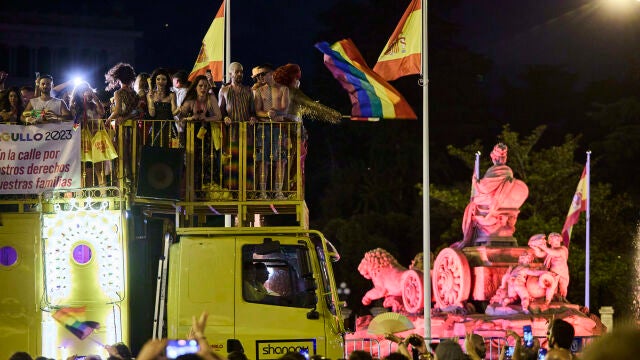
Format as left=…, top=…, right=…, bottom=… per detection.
left=421, top=0, right=431, bottom=342
left=585, top=151, right=591, bottom=309
left=224, top=0, right=230, bottom=83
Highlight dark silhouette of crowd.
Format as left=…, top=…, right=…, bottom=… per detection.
left=6, top=309, right=640, bottom=360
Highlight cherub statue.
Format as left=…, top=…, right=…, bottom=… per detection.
left=530, top=232, right=570, bottom=302
left=491, top=252, right=555, bottom=313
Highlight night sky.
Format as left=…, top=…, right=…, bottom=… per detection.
left=7, top=0, right=640, bottom=92
left=450, top=0, right=640, bottom=89
left=132, top=0, right=342, bottom=76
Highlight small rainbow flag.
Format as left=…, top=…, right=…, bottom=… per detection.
left=315, top=39, right=417, bottom=120
left=52, top=306, right=100, bottom=340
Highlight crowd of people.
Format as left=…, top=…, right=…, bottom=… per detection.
left=7, top=316, right=639, bottom=360
left=0, top=61, right=328, bottom=126
left=0, top=61, right=340, bottom=197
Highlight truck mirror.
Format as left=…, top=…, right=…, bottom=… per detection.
left=302, top=292, right=318, bottom=308
left=325, top=239, right=340, bottom=262
left=306, top=308, right=320, bottom=320
left=256, top=238, right=281, bottom=255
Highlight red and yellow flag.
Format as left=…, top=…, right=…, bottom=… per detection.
left=189, top=0, right=225, bottom=82
left=373, top=0, right=422, bottom=81
left=561, top=167, right=588, bottom=246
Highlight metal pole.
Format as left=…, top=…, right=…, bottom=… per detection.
left=585, top=151, right=591, bottom=308
left=224, top=0, right=231, bottom=83
left=422, top=0, right=431, bottom=342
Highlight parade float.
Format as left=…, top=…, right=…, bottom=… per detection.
left=0, top=117, right=346, bottom=360
left=347, top=143, right=605, bottom=358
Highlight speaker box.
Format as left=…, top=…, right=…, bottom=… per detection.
left=137, top=146, right=184, bottom=200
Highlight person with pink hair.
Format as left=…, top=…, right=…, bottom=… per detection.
left=272, top=64, right=341, bottom=195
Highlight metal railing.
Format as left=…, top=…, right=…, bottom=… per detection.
left=345, top=335, right=598, bottom=360
left=0, top=119, right=305, bottom=217
left=112, top=118, right=304, bottom=203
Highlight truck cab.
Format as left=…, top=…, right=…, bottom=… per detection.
left=167, top=230, right=344, bottom=359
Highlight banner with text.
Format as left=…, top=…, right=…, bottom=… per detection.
left=0, top=123, right=81, bottom=194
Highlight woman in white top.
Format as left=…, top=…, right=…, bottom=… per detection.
left=70, top=81, right=108, bottom=186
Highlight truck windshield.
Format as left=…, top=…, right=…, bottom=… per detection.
left=242, top=244, right=316, bottom=308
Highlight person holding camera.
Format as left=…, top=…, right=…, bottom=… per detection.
left=385, top=333, right=432, bottom=360
left=135, top=311, right=224, bottom=360
left=501, top=329, right=540, bottom=360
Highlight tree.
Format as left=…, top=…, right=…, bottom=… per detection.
left=584, top=97, right=640, bottom=203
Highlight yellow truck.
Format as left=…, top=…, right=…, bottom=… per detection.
left=0, top=120, right=345, bottom=359
left=167, top=229, right=345, bottom=359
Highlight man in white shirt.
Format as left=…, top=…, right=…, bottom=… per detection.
left=21, top=74, right=71, bottom=124
left=171, top=70, right=189, bottom=107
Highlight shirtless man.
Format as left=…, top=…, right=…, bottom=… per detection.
left=253, top=64, right=287, bottom=199
left=218, top=62, right=256, bottom=125
left=21, top=74, right=71, bottom=124
left=218, top=62, right=257, bottom=191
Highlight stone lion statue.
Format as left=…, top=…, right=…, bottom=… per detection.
left=358, top=248, right=407, bottom=312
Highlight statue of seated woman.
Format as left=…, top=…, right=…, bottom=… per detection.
left=455, top=143, right=529, bottom=248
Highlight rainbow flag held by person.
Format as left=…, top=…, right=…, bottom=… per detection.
left=315, top=39, right=417, bottom=120
left=52, top=306, right=100, bottom=340
left=189, top=0, right=225, bottom=82
left=561, top=167, right=588, bottom=246
left=373, top=0, right=422, bottom=81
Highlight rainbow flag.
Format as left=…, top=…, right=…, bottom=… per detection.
left=189, top=0, right=225, bottom=82
left=315, top=39, right=417, bottom=120
left=373, top=0, right=422, bottom=81
left=52, top=306, right=100, bottom=340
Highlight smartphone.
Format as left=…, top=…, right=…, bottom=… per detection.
left=165, top=339, right=199, bottom=359
left=538, top=348, right=547, bottom=360
left=523, top=325, right=534, bottom=348
left=570, top=338, right=583, bottom=353
left=505, top=346, right=515, bottom=360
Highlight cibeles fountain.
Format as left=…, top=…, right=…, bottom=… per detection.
left=348, top=143, right=605, bottom=356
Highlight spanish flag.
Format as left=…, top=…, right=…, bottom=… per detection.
left=373, top=0, right=422, bottom=81
left=561, top=167, right=588, bottom=246
left=189, top=0, right=225, bottom=82
left=315, top=39, right=417, bottom=120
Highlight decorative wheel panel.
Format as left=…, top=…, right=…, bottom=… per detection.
left=401, top=269, right=424, bottom=313
left=432, top=248, right=471, bottom=308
